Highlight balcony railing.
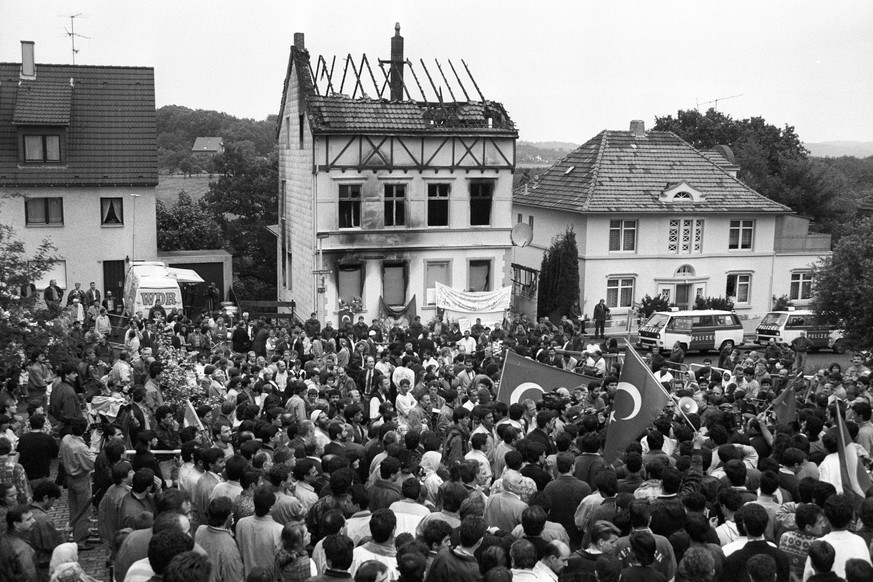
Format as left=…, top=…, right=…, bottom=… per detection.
left=774, top=234, right=832, bottom=253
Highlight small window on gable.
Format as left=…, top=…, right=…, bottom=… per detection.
left=661, top=181, right=704, bottom=202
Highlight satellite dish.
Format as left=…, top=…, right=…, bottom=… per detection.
left=511, top=223, right=533, bottom=247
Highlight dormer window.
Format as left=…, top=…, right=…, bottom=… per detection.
left=661, top=181, right=704, bottom=202
left=24, top=134, right=61, bottom=162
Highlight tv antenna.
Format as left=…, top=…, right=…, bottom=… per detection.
left=695, top=93, right=743, bottom=112
left=63, top=13, right=91, bottom=64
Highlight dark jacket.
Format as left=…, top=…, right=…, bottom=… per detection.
left=369, top=479, right=403, bottom=511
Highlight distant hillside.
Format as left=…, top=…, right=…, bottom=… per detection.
left=517, top=140, right=580, bottom=166
left=806, top=141, right=873, bottom=158
left=157, top=105, right=277, bottom=173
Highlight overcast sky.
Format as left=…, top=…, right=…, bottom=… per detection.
left=3, top=1, right=872, bottom=144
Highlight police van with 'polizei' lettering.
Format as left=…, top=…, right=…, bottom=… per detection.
left=755, top=309, right=846, bottom=354
left=637, top=309, right=745, bottom=354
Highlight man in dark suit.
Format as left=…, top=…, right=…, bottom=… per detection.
left=232, top=322, right=251, bottom=353
left=356, top=356, right=383, bottom=396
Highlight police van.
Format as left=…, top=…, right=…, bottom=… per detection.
left=755, top=310, right=846, bottom=353
left=637, top=310, right=744, bottom=354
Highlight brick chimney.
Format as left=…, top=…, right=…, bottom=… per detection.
left=389, top=23, right=404, bottom=101
left=20, top=41, right=35, bottom=79
left=629, top=120, right=645, bottom=136
left=293, top=33, right=305, bottom=51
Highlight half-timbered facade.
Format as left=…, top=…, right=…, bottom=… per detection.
left=276, top=27, right=518, bottom=323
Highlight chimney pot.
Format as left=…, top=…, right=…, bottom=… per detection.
left=20, top=41, right=35, bottom=78
left=629, top=120, right=645, bottom=136
left=293, top=33, right=305, bottom=51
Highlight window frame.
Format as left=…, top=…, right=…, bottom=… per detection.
left=100, top=197, right=124, bottom=226
left=789, top=272, right=813, bottom=301
left=606, top=276, right=635, bottom=309
left=22, top=133, right=62, bottom=163
left=427, top=183, right=450, bottom=227
left=338, top=184, right=362, bottom=229
left=668, top=218, right=704, bottom=254
left=24, top=197, right=64, bottom=226
left=728, top=219, right=755, bottom=250
left=609, top=219, right=637, bottom=252
left=424, top=260, right=452, bottom=306
left=511, top=263, right=539, bottom=300
left=469, top=180, right=494, bottom=226
left=726, top=273, right=752, bottom=305
left=383, top=184, right=406, bottom=227
left=467, top=259, right=493, bottom=292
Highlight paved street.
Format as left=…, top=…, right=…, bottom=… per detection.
left=45, top=462, right=111, bottom=582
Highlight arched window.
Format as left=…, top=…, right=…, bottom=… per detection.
left=676, top=265, right=695, bottom=277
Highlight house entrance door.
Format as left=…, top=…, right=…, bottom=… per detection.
left=676, top=284, right=692, bottom=310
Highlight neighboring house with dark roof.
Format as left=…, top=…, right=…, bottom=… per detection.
left=192, top=136, right=223, bottom=155
left=276, top=26, right=517, bottom=322
left=512, top=120, right=831, bottom=320
left=0, top=42, right=158, bottom=304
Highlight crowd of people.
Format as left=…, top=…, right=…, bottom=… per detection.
left=2, top=292, right=873, bottom=582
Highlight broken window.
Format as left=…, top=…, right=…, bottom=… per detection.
left=427, top=183, right=450, bottom=227
left=384, top=184, right=406, bottom=227
left=339, top=184, right=361, bottom=228
left=469, top=181, right=494, bottom=226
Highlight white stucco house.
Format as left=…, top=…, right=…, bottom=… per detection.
left=511, top=120, right=831, bottom=320
left=0, top=41, right=158, bottom=301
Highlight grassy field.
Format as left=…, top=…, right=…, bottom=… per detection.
left=156, top=174, right=213, bottom=205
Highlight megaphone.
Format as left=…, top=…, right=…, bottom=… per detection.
left=677, top=397, right=699, bottom=415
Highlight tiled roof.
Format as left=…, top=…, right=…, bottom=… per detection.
left=192, top=137, right=223, bottom=152
left=514, top=130, right=790, bottom=214
left=0, top=63, right=157, bottom=187
left=278, top=47, right=516, bottom=136
left=305, top=96, right=512, bottom=133
left=12, top=80, right=72, bottom=125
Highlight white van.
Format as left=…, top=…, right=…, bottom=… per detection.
left=637, top=309, right=744, bottom=353
left=756, top=310, right=846, bottom=354
left=123, top=262, right=184, bottom=317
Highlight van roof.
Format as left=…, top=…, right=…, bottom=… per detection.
left=766, top=310, right=814, bottom=315
left=653, top=310, right=736, bottom=316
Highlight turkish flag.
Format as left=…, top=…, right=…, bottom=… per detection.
left=497, top=350, right=589, bottom=405
left=602, top=346, right=672, bottom=464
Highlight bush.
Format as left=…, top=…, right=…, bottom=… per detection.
left=693, top=296, right=735, bottom=311
left=772, top=295, right=793, bottom=311
left=640, top=294, right=670, bottom=318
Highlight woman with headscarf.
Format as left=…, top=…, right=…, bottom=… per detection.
left=49, top=543, right=100, bottom=582
left=421, top=451, right=444, bottom=508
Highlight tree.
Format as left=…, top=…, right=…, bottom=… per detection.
left=201, top=141, right=278, bottom=300
left=653, top=109, right=853, bottom=230
left=0, top=225, right=82, bottom=382
left=812, top=218, right=873, bottom=349
left=537, top=227, right=580, bottom=321
left=155, top=191, right=225, bottom=251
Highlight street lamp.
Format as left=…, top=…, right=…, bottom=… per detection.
left=130, top=193, right=142, bottom=263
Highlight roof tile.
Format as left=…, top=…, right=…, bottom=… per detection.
left=0, top=63, right=157, bottom=187
left=514, top=130, right=789, bottom=214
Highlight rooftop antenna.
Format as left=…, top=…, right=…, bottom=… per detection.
left=695, top=93, right=743, bottom=112
left=63, top=13, right=91, bottom=64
